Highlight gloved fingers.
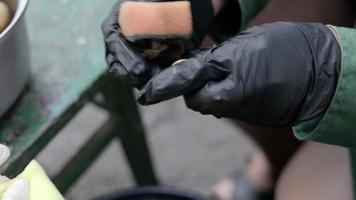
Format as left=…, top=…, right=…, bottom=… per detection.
left=106, top=53, right=129, bottom=78
left=102, top=1, right=161, bottom=88
left=102, top=1, right=149, bottom=78
left=104, top=28, right=156, bottom=87
left=106, top=33, right=148, bottom=76
left=107, top=50, right=151, bottom=87
left=184, top=77, right=242, bottom=117
left=137, top=55, right=230, bottom=105
left=101, top=1, right=121, bottom=37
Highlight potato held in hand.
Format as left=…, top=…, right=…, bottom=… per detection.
left=0, top=1, right=11, bottom=33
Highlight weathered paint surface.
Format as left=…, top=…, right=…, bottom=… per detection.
left=0, top=0, right=109, bottom=174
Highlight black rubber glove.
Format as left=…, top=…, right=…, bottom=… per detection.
left=101, top=0, right=214, bottom=88
left=138, top=22, right=341, bottom=127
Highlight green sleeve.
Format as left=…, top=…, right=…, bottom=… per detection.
left=210, top=0, right=269, bottom=42
left=293, top=26, right=356, bottom=149
left=238, top=0, right=269, bottom=29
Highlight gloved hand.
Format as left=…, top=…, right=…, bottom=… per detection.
left=138, top=22, right=341, bottom=127
left=101, top=0, right=214, bottom=88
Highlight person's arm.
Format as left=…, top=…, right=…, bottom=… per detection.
left=234, top=0, right=356, bottom=148
left=137, top=20, right=356, bottom=149
left=138, top=22, right=341, bottom=127
left=293, top=26, right=356, bottom=149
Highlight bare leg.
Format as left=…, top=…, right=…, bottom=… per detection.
left=276, top=142, right=353, bottom=200
left=232, top=121, right=302, bottom=184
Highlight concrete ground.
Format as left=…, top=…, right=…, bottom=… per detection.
left=36, top=97, right=255, bottom=200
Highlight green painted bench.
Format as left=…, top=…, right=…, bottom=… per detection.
left=0, top=0, right=157, bottom=194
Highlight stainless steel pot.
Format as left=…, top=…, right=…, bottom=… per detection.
left=0, top=0, right=29, bottom=117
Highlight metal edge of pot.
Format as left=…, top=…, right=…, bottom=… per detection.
left=0, top=0, right=29, bottom=41
left=0, top=0, right=30, bottom=117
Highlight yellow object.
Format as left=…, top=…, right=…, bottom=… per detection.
left=0, top=1, right=11, bottom=33
left=119, top=1, right=193, bottom=39
left=0, top=161, right=64, bottom=200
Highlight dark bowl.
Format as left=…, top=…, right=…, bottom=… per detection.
left=93, top=186, right=210, bottom=200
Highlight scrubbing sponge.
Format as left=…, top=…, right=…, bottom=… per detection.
left=117, top=0, right=214, bottom=68
left=118, top=1, right=193, bottom=41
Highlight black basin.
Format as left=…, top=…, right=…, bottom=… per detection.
left=93, top=187, right=210, bottom=200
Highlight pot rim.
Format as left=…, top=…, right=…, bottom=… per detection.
left=0, top=0, right=29, bottom=40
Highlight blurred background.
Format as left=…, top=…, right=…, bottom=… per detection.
left=37, top=98, right=255, bottom=199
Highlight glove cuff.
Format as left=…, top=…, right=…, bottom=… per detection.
left=293, top=23, right=341, bottom=124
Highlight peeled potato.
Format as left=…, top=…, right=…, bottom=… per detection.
left=0, top=1, right=11, bottom=33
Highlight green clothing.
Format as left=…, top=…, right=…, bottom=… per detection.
left=237, top=0, right=269, bottom=29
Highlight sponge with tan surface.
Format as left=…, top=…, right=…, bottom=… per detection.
left=119, top=1, right=193, bottom=41
left=117, top=0, right=214, bottom=67
left=118, top=0, right=214, bottom=46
